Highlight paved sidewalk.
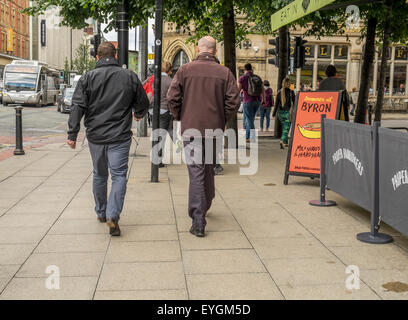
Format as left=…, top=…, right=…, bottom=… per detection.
left=1, top=134, right=408, bottom=300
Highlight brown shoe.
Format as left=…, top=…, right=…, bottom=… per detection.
left=107, top=219, right=121, bottom=237
left=98, top=217, right=107, bottom=223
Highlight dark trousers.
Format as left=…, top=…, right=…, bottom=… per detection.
left=184, top=138, right=218, bottom=229
left=88, top=138, right=131, bottom=221
left=158, top=111, right=174, bottom=163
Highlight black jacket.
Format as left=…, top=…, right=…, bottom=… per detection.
left=273, top=88, right=295, bottom=117
left=68, top=57, right=149, bottom=144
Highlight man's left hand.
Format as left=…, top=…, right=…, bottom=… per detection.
left=67, top=140, right=77, bottom=149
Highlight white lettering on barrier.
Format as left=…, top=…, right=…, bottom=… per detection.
left=391, top=169, right=408, bottom=191
left=332, top=148, right=364, bottom=176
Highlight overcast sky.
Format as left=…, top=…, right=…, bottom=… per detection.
left=102, top=19, right=155, bottom=53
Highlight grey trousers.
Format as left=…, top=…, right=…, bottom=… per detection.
left=88, top=138, right=132, bottom=221
left=184, top=138, right=217, bottom=229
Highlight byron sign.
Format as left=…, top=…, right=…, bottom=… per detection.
left=271, top=0, right=336, bottom=31
left=284, top=91, right=346, bottom=184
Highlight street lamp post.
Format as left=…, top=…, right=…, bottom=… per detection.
left=117, top=0, right=129, bottom=68
left=151, top=0, right=163, bottom=183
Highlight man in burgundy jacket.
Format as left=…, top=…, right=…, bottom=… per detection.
left=167, top=36, right=240, bottom=237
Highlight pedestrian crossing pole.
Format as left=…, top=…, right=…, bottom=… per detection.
left=151, top=0, right=163, bottom=183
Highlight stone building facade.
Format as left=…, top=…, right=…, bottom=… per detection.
left=162, top=22, right=408, bottom=108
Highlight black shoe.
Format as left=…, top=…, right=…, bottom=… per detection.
left=107, top=219, right=121, bottom=237
left=98, top=216, right=107, bottom=223
left=190, top=226, right=205, bottom=238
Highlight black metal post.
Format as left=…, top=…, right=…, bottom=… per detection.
left=137, top=24, right=148, bottom=138
left=357, top=122, right=393, bottom=244
left=14, top=106, right=25, bottom=156
left=151, top=0, right=163, bottom=183
left=310, top=114, right=336, bottom=207
left=117, top=0, right=129, bottom=68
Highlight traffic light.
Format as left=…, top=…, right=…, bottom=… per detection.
left=90, top=34, right=101, bottom=58
left=268, top=37, right=279, bottom=67
left=295, top=37, right=307, bottom=69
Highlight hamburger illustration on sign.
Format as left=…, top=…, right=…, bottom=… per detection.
left=298, top=122, right=321, bottom=139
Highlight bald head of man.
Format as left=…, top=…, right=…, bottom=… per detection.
left=197, top=36, right=217, bottom=55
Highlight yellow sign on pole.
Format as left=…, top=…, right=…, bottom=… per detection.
left=148, top=53, right=155, bottom=60
left=271, top=0, right=336, bottom=32
left=6, top=28, right=13, bottom=52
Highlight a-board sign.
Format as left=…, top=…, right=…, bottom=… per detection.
left=284, top=90, right=347, bottom=184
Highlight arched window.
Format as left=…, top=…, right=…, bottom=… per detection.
left=172, top=50, right=190, bottom=70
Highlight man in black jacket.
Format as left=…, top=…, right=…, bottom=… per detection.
left=67, top=42, right=149, bottom=236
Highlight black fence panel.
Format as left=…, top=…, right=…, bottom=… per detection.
left=324, top=119, right=373, bottom=212
left=379, top=128, right=408, bottom=237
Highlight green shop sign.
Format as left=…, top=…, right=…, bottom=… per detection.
left=271, top=0, right=336, bottom=31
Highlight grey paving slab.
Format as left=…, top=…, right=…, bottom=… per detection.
left=0, top=276, right=98, bottom=300
left=48, top=219, right=108, bottom=235
left=111, top=225, right=179, bottom=242
left=0, top=226, right=47, bottom=244
left=360, top=269, right=408, bottom=300
left=16, top=252, right=105, bottom=278
left=329, top=245, right=408, bottom=270
left=183, top=249, right=266, bottom=275
left=264, top=257, right=347, bottom=287
left=0, top=214, right=57, bottom=228
left=120, top=210, right=175, bottom=226
left=0, top=244, right=36, bottom=265
left=97, top=262, right=186, bottom=291
left=250, top=237, right=333, bottom=260
left=186, top=273, right=284, bottom=300
left=35, top=234, right=110, bottom=253
left=94, top=289, right=188, bottom=300
left=179, top=231, right=252, bottom=251
left=106, top=241, right=181, bottom=263
left=0, top=265, right=19, bottom=292
left=279, top=283, right=380, bottom=300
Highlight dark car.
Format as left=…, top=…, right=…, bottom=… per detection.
left=57, top=88, right=75, bottom=113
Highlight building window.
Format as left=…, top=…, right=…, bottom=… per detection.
left=393, top=64, right=407, bottom=95
left=172, top=50, right=190, bottom=70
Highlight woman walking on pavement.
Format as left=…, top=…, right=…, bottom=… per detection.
left=273, top=77, right=295, bottom=149
left=260, top=80, right=273, bottom=131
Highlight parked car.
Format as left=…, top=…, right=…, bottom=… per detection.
left=57, top=87, right=75, bottom=113
left=0, top=80, right=3, bottom=104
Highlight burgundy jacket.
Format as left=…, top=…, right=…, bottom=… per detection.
left=167, top=53, right=240, bottom=137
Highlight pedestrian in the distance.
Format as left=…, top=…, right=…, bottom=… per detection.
left=273, top=77, right=295, bottom=149
left=259, top=80, right=273, bottom=132
left=167, top=36, right=240, bottom=237
left=318, top=65, right=346, bottom=91
left=157, top=61, right=175, bottom=168
left=350, top=87, right=359, bottom=116
left=238, top=63, right=265, bottom=143
left=67, top=42, right=150, bottom=236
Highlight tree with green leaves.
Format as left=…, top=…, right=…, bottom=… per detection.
left=63, top=57, right=70, bottom=83
left=73, top=41, right=97, bottom=75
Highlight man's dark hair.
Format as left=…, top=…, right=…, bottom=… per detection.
left=97, top=42, right=116, bottom=59
left=244, top=63, right=252, bottom=71
left=326, top=65, right=337, bottom=77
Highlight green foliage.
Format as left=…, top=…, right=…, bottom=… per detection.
left=73, top=41, right=96, bottom=75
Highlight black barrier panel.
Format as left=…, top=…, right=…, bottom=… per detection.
left=324, top=119, right=372, bottom=211
left=379, top=128, right=408, bottom=237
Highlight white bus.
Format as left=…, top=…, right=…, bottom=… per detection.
left=2, top=60, right=59, bottom=107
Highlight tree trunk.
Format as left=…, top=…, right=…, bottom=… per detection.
left=374, top=0, right=393, bottom=123
left=274, top=26, right=289, bottom=138
left=354, top=17, right=377, bottom=124
left=223, top=2, right=238, bottom=148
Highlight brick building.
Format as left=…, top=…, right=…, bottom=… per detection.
left=0, top=0, right=29, bottom=59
